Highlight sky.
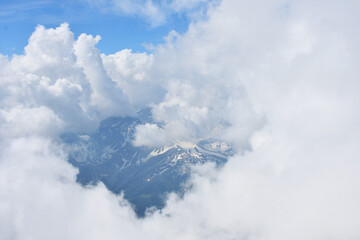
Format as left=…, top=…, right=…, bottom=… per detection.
left=0, top=0, right=197, bottom=55
left=1, top=0, right=360, bottom=239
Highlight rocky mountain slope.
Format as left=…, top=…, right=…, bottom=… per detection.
left=62, top=111, right=231, bottom=216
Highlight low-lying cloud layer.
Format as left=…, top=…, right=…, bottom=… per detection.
left=1, top=0, right=360, bottom=239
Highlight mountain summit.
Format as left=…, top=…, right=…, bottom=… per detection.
left=62, top=110, right=231, bottom=216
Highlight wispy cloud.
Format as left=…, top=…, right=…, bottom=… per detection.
left=86, top=0, right=216, bottom=27
left=0, top=1, right=52, bottom=21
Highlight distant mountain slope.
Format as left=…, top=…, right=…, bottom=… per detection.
left=62, top=111, right=231, bottom=216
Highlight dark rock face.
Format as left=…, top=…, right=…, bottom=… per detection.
left=62, top=111, right=231, bottom=216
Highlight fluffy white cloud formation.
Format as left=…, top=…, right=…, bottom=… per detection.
left=1, top=0, right=360, bottom=239
left=0, top=138, right=144, bottom=240
left=0, top=23, right=156, bottom=133
left=133, top=123, right=171, bottom=147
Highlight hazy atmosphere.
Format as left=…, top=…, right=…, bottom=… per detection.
left=1, top=0, right=360, bottom=239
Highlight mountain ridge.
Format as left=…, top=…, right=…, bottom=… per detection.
left=62, top=111, right=231, bottom=216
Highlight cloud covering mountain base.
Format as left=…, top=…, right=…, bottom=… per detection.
left=1, top=0, right=360, bottom=239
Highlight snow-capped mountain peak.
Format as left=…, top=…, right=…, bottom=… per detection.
left=62, top=112, right=231, bottom=216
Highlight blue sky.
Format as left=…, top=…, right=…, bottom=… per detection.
left=0, top=0, right=195, bottom=55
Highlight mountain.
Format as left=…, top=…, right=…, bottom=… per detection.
left=62, top=110, right=231, bottom=216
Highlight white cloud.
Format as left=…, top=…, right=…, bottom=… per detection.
left=0, top=106, right=64, bottom=138
left=0, top=23, right=155, bottom=133
left=74, top=33, right=133, bottom=117
left=1, top=0, right=360, bottom=239
left=133, top=123, right=171, bottom=147
left=0, top=137, right=143, bottom=240
left=101, top=49, right=165, bottom=109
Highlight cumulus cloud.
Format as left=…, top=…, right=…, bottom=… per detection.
left=1, top=0, right=360, bottom=239
left=0, top=106, right=64, bottom=138
left=0, top=23, right=156, bottom=133
left=74, top=33, right=132, bottom=117
left=102, top=49, right=165, bottom=109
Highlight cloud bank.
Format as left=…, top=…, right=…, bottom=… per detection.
left=1, top=0, right=360, bottom=239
